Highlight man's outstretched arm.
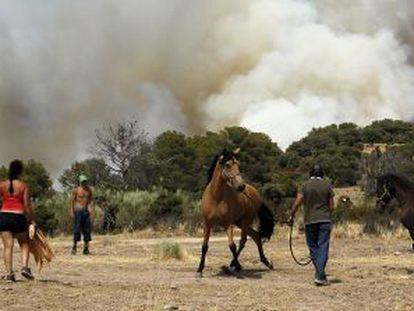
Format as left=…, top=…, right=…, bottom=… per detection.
left=288, top=193, right=304, bottom=225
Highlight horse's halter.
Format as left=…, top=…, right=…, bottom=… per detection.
left=378, top=187, right=391, bottom=202
left=220, top=158, right=245, bottom=192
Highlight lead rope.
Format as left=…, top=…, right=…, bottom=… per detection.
left=289, top=219, right=312, bottom=266
left=243, top=190, right=311, bottom=266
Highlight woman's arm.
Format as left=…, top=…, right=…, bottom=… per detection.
left=23, top=185, right=35, bottom=224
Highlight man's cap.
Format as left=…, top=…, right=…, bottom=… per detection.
left=78, top=174, right=88, bottom=183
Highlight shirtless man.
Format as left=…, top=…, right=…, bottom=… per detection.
left=70, top=175, right=94, bottom=255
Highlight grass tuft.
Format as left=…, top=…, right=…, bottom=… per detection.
left=155, top=241, right=183, bottom=260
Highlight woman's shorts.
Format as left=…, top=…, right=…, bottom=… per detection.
left=0, top=212, right=28, bottom=233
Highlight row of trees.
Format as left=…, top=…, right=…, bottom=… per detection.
left=58, top=119, right=414, bottom=197
left=4, top=118, right=411, bottom=199
left=1, top=119, right=413, bottom=234
left=59, top=122, right=284, bottom=197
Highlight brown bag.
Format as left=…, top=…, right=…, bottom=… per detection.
left=28, top=229, right=54, bottom=272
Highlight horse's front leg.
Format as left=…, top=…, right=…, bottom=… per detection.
left=408, top=229, right=414, bottom=251
left=230, top=229, right=247, bottom=267
left=197, top=221, right=211, bottom=276
left=227, top=225, right=242, bottom=272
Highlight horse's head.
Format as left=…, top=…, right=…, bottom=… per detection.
left=219, top=148, right=246, bottom=192
left=376, top=175, right=396, bottom=212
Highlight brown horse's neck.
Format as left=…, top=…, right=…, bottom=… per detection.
left=395, top=183, right=414, bottom=207
left=209, top=162, right=226, bottom=200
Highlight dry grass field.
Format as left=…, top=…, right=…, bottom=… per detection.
left=0, top=225, right=413, bottom=311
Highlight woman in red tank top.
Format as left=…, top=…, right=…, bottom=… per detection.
left=0, top=160, right=36, bottom=281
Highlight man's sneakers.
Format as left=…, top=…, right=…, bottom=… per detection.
left=3, top=273, right=16, bottom=282
left=72, top=244, right=90, bottom=255
left=21, top=267, right=34, bottom=280
left=314, top=278, right=330, bottom=286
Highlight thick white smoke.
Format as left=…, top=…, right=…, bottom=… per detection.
left=204, top=0, right=414, bottom=147
left=0, top=0, right=413, bottom=176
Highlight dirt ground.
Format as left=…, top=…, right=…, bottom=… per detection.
left=0, top=226, right=413, bottom=311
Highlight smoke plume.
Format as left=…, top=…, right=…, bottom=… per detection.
left=1, top=0, right=413, bottom=176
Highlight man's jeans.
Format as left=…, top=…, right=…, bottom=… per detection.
left=74, top=209, right=91, bottom=243
left=305, top=222, right=331, bottom=280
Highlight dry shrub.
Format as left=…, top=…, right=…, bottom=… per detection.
left=154, top=241, right=183, bottom=260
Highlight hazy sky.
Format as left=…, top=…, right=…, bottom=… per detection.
left=1, top=0, right=413, bottom=177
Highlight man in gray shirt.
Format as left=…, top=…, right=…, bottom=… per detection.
left=289, top=164, right=334, bottom=286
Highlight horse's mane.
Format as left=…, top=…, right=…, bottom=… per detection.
left=206, top=154, right=221, bottom=186
left=387, top=173, right=414, bottom=190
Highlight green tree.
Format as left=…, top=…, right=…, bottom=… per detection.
left=153, top=131, right=199, bottom=192
left=23, top=160, right=53, bottom=199
left=225, top=127, right=282, bottom=186
left=0, top=160, right=52, bottom=200
left=59, top=158, right=116, bottom=191
left=361, top=119, right=414, bottom=144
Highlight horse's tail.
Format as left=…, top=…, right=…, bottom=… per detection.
left=258, top=203, right=275, bottom=240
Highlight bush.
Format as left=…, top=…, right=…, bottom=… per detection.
left=117, top=190, right=158, bottom=231
left=342, top=199, right=401, bottom=235
left=332, top=196, right=354, bottom=225
left=149, top=189, right=183, bottom=227
left=34, top=200, right=59, bottom=235
left=155, top=241, right=183, bottom=260
left=180, top=194, right=201, bottom=233
left=35, top=193, right=71, bottom=235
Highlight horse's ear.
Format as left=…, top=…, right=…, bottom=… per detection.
left=218, top=155, right=224, bottom=163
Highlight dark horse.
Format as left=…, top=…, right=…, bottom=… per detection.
left=197, top=148, right=275, bottom=276
left=376, top=173, right=414, bottom=250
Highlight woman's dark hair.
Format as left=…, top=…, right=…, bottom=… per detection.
left=309, top=164, right=324, bottom=178
left=8, top=160, right=23, bottom=194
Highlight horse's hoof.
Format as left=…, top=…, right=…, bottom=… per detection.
left=230, top=260, right=243, bottom=272
left=222, top=265, right=238, bottom=275
left=196, top=272, right=203, bottom=278
left=267, top=261, right=274, bottom=270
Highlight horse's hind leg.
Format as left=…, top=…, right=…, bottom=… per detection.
left=197, top=222, right=211, bottom=276
left=227, top=225, right=242, bottom=272
left=246, top=227, right=273, bottom=270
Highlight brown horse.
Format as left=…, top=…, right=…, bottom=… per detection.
left=376, top=173, right=414, bottom=250
left=197, top=148, right=275, bottom=276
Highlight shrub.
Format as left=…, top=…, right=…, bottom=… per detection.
left=149, top=189, right=183, bottom=227
left=180, top=194, right=201, bottom=233
left=35, top=193, right=71, bottom=235
left=332, top=196, right=354, bottom=225
left=155, top=241, right=183, bottom=260
left=117, top=190, right=158, bottom=231
left=333, top=199, right=399, bottom=235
